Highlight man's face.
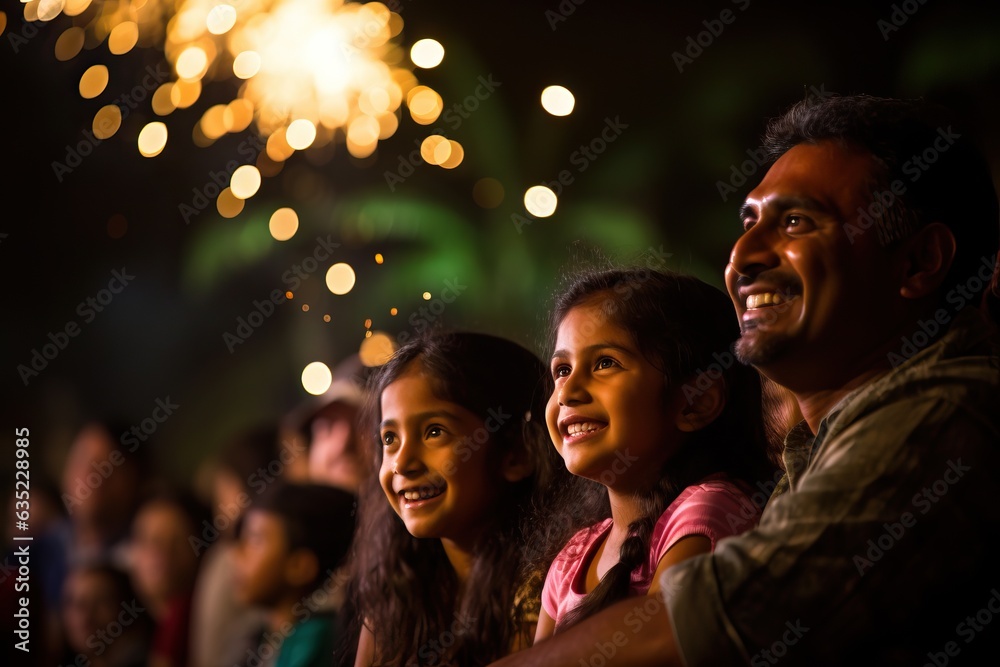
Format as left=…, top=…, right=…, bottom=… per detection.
left=725, top=140, right=905, bottom=389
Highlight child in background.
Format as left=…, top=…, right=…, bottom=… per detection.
left=128, top=490, right=209, bottom=667
left=58, top=562, right=153, bottom=667
left=233, top=482, right=357, bottom=667
left=535, top=267, right=778, bottom=638
left=351, top=332, right=569, bottom=667
left=188, top=424, right=280, bottom=667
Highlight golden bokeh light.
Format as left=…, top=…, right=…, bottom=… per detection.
left=541, top=85, right=575, bottom=116
left=408, top=86, right=443, bottom=125
left=63, top=0, right=92, bottom=18
left=410, top=38, right=444, bottom=68
left=301, top=361, right=333, bottom=395
left=524, top=185, right=558, bottom=217
left=326, top=263, right=357, bottom=295
left=55, top=26, right=85, bottom=61
left=216, top=188, right=245, bottom=218
left=359, top=331, right=396, bottom=367
left=137, top=122, right=168, bottom=157
left=374, top=253, right=384, bottom=264
left=223, top=99, right=254, bottom=133
left=439, top=140, right=464, bottom=169
left=151, top=83, right=176, bottom=116
left=206, top=4, right=237, bottom=35
left=266, top=129, right=295, bottom=162
left=108, top=21, right=138, bottom=55
left=422, top=291, right=431, bottom=300
left=232, top=51, right=261, bottom=79
left=36, top=0, right=65, bottom=23
left=79, top=65, right=109, bottom=99
left=286, top=119, right=317, bottom=150
left=26, top=0, right=446, bottom=194
left=268, top=207, right=299, bottom=241
left=92, top=104, right=122, bottom=140
left=199, top=104, right=228, bottom=141
left=230, top=165, right=262, bottom=199
left=420, top=134, right=448, bottom=165
left=176, top=46, right=209, bottom=80
left=390, top=307, right=398, bottom=316
left=170, top=79, right=201, bottom=109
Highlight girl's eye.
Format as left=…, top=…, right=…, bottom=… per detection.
left=426, top=425, right=443, bottom=439
left=381, top=432, right=396, bottom=447
left=595, top=357, right=617, bottom=370
left=553, top=364, right=570, bottom=378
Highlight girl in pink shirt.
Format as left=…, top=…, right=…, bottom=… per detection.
left=535, top=267, right=779, bottom=639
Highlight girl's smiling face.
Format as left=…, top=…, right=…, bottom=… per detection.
left=547, top=300, right=681, bottom=491
left=378, top=361, right=502, bottom=548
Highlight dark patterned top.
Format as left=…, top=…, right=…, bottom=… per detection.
left=661, top=307, right=1000, bottom=666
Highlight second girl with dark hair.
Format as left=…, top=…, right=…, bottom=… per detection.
left=534, top=267, right=779, bottom=638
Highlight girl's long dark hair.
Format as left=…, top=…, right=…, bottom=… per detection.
left=346, top=331, right=569, bottom=666
left=541, top=267, right=780, bottom=631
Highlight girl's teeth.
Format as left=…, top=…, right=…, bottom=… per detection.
left=746, top=292, right=786, bottom=309
left=402, top=488, right=443, bottom=501
left=567, top=421, right=603, bottom=436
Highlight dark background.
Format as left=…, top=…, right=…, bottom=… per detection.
left=3, top=0, right=1000, bottom=487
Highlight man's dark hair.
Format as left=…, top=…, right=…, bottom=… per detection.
left=761, top=93, right=1000, bottom=314
left=250, top=482, right=357, bottom=590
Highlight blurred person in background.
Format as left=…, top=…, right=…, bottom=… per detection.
left=289, top=354, right=369, bottom=494
left=188, top=423, right=293, bottom=667
left=58, top=561, right=153, bottom=667
left=127, top=490, right=208, bottom=667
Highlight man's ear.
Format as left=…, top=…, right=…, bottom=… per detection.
left=285, top=548, right=320, bottom=589
left=899, top=222, right=956, bottom=300
left=675, top=375, right=726, bottom=433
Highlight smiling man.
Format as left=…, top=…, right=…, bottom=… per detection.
left=489, top=94, right=1000, bottom=666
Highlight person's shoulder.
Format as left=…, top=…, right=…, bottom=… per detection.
left=667, top=476, right=756, bottom=514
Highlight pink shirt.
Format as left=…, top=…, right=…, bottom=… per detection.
left=541, top=476, right=761, bottom=627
